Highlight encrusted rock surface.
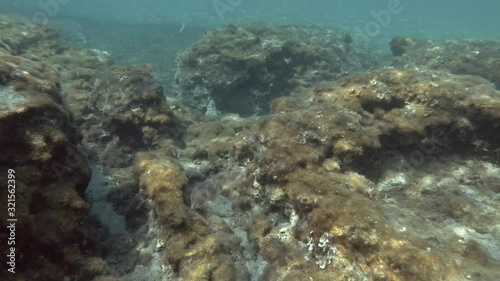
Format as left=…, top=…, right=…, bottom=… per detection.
left=391, top=37, right=500, bottom=89
left=175, top=24, right=379, bottom=116
left=0, top=46, right=113, bottom=281
left=243, top=67, right=500, bottom=280
left=134, top=67, right=500, bottom=281
left=43, top=49, right=180, bottom=172
left=2, top=14, right=499, bottom=281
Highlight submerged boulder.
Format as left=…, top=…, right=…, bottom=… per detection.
left=0, top=48, right=112, bottom=280
left=391, top=37, right=500, bottom=89
left=244, top=67, right=500, bottom=280
left=175, top=23, right=379, bottom=116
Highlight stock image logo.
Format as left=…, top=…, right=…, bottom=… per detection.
left=32, top=0, right=70, bottom=25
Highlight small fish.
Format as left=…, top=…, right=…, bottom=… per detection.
left=190, top=178, right=220, bottom=209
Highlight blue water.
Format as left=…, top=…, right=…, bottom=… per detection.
left=2, top=0, right=499, bottom=46
left=2, top=0, right=493, bottom=90
left=2, top=0, right=499, bottom=96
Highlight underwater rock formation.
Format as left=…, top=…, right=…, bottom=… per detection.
left=391, top=36, right=500, bottom=89
left=175, top=23, right=379, bottom=116
left=0, top=48, right=113, bottom=280
left=243, top=67, right=500, bottom=280
left=0, top=15, right=68, bottom=59
left=135, top=152, right=251, bottom=281
left=148, top=66, right=500, bottom=280
left=41, top=47, right=182, bottom=173
left=2, top=14, right=499, bottom=281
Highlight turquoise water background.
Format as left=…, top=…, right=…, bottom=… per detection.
left=1, top=0, right=499, bottom=46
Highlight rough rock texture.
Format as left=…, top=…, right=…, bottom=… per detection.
left=390, top=37, right=500, bottom=89
left=40, top=29, right=188, bottom=281
left=0, top=15, right=181, bottom=174
left=138, top=67, right=500, bottom=281
left=135, top=152, right=251, bottom=281
left=136, top=152, right=188, bottom=227
left=0, top=15, right=68, bottom=59
left=3, top=14, right=500, bottom=281
left=42, top=49, right=181, bottom=172
left=259, top=68, right=500, bottom=173
left=242, top=67, right=500, bottom=280
left=0, top=16, right=187, bottom=280
left=175, top=24, right=379, bottom=116
left=157, top=67, right=500, bottom=281
left=0, top=48, right=112, bottom=280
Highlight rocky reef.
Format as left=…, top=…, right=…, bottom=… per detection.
left=0, top=17, right=114, bottom=281
left=391, top=36, right=500, bottom=89
left=244, top=67, right=500, bottom=280
left=1, top=15, right=499, bottom=281
left=175, top=24, right=379, bottom=116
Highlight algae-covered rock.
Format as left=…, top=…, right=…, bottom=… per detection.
left=136, top=152, right=188, bottom=227
left=257, top=67, right=499, bottom=181
left=44, top=47, right=180, bottom=172
left=175, top=23, right=379, bottom=116
left=4, top=12, right=500, bottom=281
left=91, top=64, right=174, bottom=147
left=244, top=67, right=500, bottom=280
left=0, top=15, right=68, bottom=58
left=0, top=47, right=111, bottom=281
left=135, top=151, right=251, bottom=281
left=391, top=36, right=500, bottom=89
left=167, top=61, right=500, bottom=281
